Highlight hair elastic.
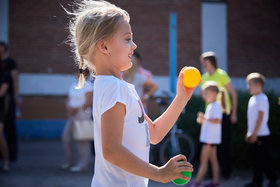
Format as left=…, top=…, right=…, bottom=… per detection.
left=79, top=68, right=84, bottom=74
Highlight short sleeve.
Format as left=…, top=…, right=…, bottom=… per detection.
left=210, top=103, right=223, bottom=120
left=8, top=58, right=17, bottom=71
left=100, top=80, right=127, bottom=116
left=257, top=97, right=267, bottom=112
left=220, top=70, right=231, bottom=85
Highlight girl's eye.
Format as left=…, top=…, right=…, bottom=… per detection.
left=126, top=38, right=131, bottom=42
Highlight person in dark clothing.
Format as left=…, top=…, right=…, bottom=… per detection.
left=0, top=68, right=10, bottom=171
left=0, top=41, right=19, bottom=162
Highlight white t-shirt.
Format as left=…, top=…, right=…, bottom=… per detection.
left=247, top=93, right=270, bottom=137
left=68, top=80, right=92, bottom=108
left=200, top=101, right=222, bottom=144
left=91, top=75, right=150, bottom=187
left=132, top=73, right=147, bottom=99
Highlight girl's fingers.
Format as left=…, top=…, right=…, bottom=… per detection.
left=175, top=173, right=190, bottom=181
left=175, top=161, right=193, bottom=168
left=177, top=166, right=193, bottom=172
left=172, top=154, right=187, bottom=162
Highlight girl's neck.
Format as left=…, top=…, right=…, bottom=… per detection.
left=95, top=67, right=122, bottom=79
left=208, top=67, right=217, bottom=76
left=94, top=58, right=122, bottom=79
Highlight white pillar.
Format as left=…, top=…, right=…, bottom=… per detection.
left=201, top=1, right=227, bottom=71
left=0, top=0, right=9, bottom=43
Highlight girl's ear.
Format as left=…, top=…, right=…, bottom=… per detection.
left=96, top=39, right=110, bottom=55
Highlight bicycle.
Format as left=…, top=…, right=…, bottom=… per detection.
left=151, top=91, right=196, bottom=166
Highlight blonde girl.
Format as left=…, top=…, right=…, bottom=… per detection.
left=66, top=1, right=195, bottom=186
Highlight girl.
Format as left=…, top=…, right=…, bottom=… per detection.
left=61, top=69, right=93, bottom=172
left=66, top=1, right=195, bottom=186
left=192, top=81, right=223, bottom=187
left=200, top=51, right=238, bottom=179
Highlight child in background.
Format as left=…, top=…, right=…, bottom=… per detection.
left=191, top=81, right=223, bottom=187
left=245, top=73, right=277, bottom=187
left=65, top=1, right=194, bottom=186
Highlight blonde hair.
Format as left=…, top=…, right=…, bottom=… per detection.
left=202, top=81, right=219, bottom=93
left=65, top=0, right=130, bottom=88
left=246, top=72, right=265, bottom=87
left=202, top=81, right=228, bottom=113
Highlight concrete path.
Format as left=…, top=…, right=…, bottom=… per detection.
left=0, top=140, right=278, bottom=187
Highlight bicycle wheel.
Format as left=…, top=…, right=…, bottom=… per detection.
left=159, top=134, right=195, bottom=165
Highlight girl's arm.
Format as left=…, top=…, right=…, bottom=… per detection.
left=146, top=72, right=195, bottom=145
left=204, top=118, right=221, bottom=124
left=102, top=102, right=193, bottom=183
left=225, top=82, right=238, bottom=124
left=0, top=83, right=8, bottom=97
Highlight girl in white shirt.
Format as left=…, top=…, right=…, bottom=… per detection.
left=65, top=1, right=195, bottom=186
left=62, top=71, right=93, bottom=172
left=194, top=81, right=223, bottom=187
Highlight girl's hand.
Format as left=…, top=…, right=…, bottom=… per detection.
left=157, top=154, right=193, bottom=183
left=176, top=70, right=195, bottom=102
left=68, top=107, right=79, bottom=116
left=196, top=112, right=204, bottom=124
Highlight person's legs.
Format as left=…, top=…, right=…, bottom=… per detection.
left=195, top=144, right=212, bottom=183
left=219, top=113, right=232, bottom=178
left=250, top=141, right=263, bottom=185
left=76, top=141, right=91, bottom=169
left=4, top=101, right=18, bottom=162
left=259, top=136, right=277, bottom=185
left=62, top=119, right=75, bottom=167
left=0, top=123, right=9, bottom=170
left=209, top=146, right=219, bottom=184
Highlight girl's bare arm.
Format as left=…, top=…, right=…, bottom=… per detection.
left=146, top=72, right=195, bottom=145
left=101, top=102, right=193, bottom=183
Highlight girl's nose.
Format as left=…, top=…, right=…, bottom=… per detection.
left=132, top=41, right=137, bottom=50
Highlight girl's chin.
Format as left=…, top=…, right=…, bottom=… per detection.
left=121, top=62, right=133, bottom=71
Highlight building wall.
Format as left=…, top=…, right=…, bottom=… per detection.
left=7, top=0, right=280, bottom=120
left=9, top=0, right=201, bottom=75
left=227, top=0, right=280, bottom=77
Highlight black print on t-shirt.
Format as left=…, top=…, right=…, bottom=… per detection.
left=138, top=100, right=144, bottom=124
left=137, top=100, right=150, bottom=147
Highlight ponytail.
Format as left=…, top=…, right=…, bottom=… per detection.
left=219, top=87, right=230, bottom=115
left=76, top=57, right=86, bottom=89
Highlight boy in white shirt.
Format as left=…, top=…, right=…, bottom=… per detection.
left=190, top=81, right=223, bottom=187
left=245, top=73, right=277, bottom=187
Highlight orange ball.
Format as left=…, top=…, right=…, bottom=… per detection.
left=182, top=66, right=201, bottom=88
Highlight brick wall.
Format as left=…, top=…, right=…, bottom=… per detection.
left=227, top=0, right=280, bottom=77
left=9, top=0, right=201, bottom=75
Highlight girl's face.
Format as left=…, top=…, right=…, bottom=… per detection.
left=201, top=59, right=212, bottom=72
left=106, top=19, right=137, bottom=72
left=202, top=89, right=217, bottom=103
left=247, top=80, right=261, bottom=95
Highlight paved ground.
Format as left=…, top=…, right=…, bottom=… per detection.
left=0, top=140, right=278, bottom=187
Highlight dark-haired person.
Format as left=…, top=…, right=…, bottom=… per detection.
left=129, top=51, right=158, bottom=111
left=133, top=51, right=153, bottom=82
left=200, top=51, right=238, bottom=179
left=0, top=41, right=19, bottom=162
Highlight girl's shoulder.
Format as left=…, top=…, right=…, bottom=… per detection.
left=94, top=75, right=130, bottom=93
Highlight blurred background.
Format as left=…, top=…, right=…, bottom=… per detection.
left=0, top=0, right=279, bottom=186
